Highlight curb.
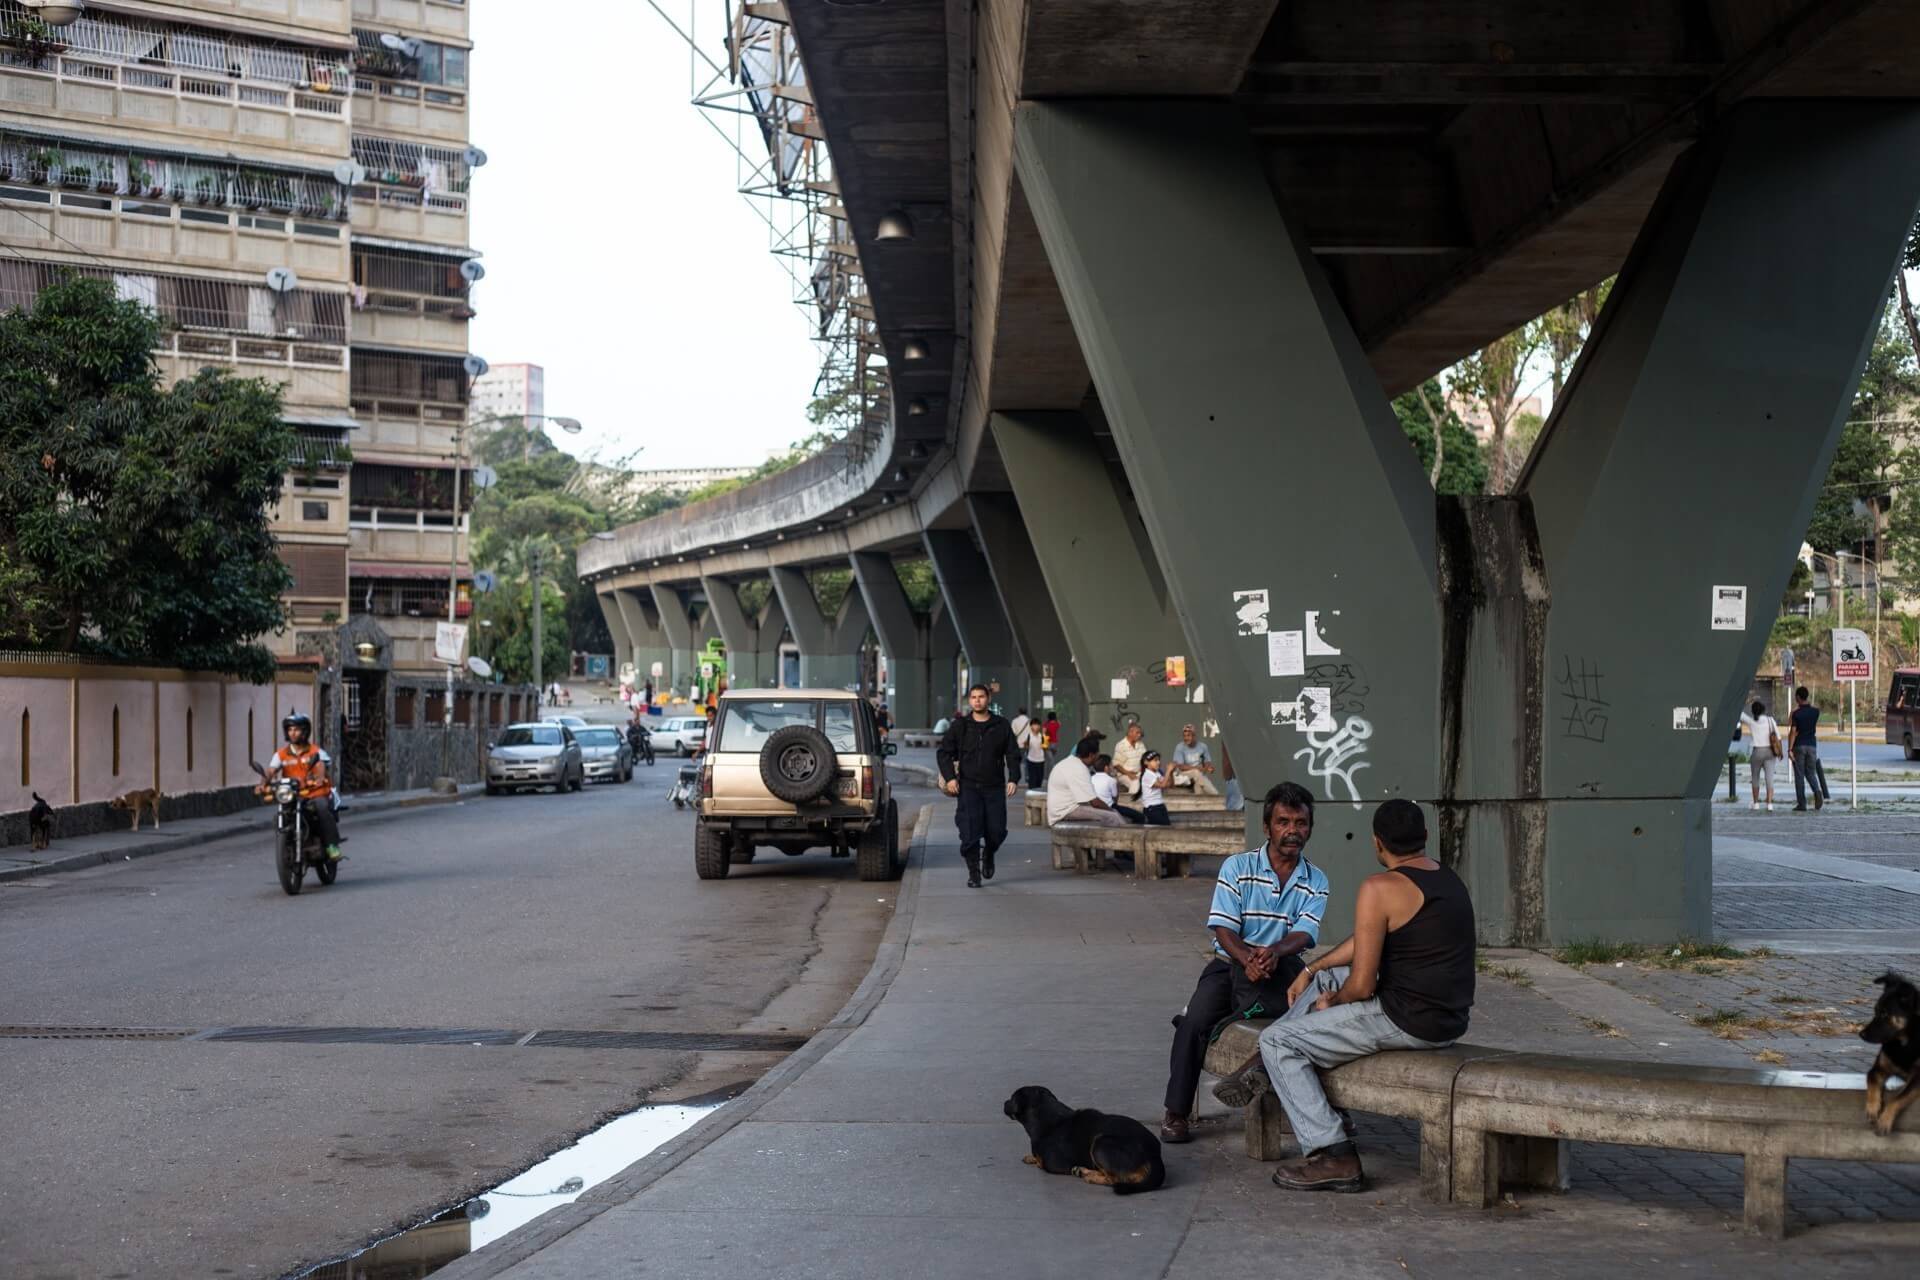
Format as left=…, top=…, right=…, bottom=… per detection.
left=891, top=761, right=942, bottom=788
left=0, top=786, right=483, bottom=885
left=434, top=802, right=938, bottom=1280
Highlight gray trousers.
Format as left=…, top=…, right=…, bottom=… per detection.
left=1256, top=966, right=1452, bottom=1155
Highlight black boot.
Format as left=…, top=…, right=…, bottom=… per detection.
left=982, top=849, right=996, bottom=881
left=963, top=852, right=982, bottom=888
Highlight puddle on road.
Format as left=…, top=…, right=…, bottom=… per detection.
left=294, top=1101, right=721, bottom=1279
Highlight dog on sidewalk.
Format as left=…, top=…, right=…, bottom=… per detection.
left=1864, top=971, right=1920, bottom=1136
left=1004, top=1085, right=1165, bottom=1194
left=108, top=788, right=164, bottom=832
left=28, top=792, right=54, bottom=850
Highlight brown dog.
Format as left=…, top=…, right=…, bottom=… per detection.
left=1864, top=971, right=1920, bottom=1136
left=109, top=788, right=164, bottom=831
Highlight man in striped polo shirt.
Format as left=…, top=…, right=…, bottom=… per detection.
left=1160, top=781, right=1331, bottom=1144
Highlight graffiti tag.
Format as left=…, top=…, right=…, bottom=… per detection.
left=1294, top=716, right=1373, bottom=809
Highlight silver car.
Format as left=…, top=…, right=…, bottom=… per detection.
left=486, top=723, right=584, bottom=795
left=574, top=726, right=634, bottom=784
left=651, top=716, right=709, bottom=756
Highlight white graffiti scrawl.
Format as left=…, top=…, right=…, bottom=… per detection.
left=1294, top=716, right=1373, bottom=809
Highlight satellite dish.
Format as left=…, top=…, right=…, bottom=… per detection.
left=378, top=33, right=422, bottom=57
left=473, top=570, right=497, bottom=594
left=458, top=259, right=486, bottom=283
left=464, top=146, right=489, bottom=168
left=332, top=160, right=367, bottom=186
left=467, top=656, right=493, bottom=679
left=264, top=267, right=299, bottom=294
left=463, top=354, right=490, bottom=379
left=471, top=464, right=497, bottom=492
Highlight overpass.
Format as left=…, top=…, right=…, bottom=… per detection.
left=584, top=0, right=1920, bottom=944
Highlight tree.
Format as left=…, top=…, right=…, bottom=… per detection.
left=0, top=276, right=295, bottom=681
left=472, top=570, right=569, bottom=686
left=1541, top=280, right=1612, bottom=403
left=1392, top=378, right=1487, bottom=496
left=1452, top=320, right=1550, bottom=494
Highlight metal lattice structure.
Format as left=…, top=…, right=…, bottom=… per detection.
left=647, top=1, right=889, bottom=473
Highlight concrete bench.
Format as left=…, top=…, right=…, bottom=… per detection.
left=1048, top=821, right=1247, bottom=879
left=1450, top=1052, right=1920, bottom=1237
left=1203, top=1020, right=1511, bottom=1201
left=1023, top=789, right=1232, bottom=826
left=899, top=731, right=937, bottom=748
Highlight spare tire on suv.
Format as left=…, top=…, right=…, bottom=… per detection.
left=759, top=723, right=838, bottom=804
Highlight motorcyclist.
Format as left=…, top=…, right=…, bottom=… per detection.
left=259, top=712, right=342, bottom=861
left=627, top=714, right=654, bottom=765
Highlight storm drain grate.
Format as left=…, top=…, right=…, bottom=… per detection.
left=522, top=1030, right=811, bottom=1052
left=0, top=1025, right=193, bottom=1040
left=199, top=1026, right=524, bottom=1047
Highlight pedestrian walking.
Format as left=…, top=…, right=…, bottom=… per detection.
left=1740, top=698, right=1781, bottom=811
left=1788, top=685, right=1830, bottom=812
left=936, top=683, right=1022, bottom=888
left=1044, top=710, right=1061, bottom=756
left=1021, top=713, right=1047, bottom=790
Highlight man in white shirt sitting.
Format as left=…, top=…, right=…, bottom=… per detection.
left=1046, top=736, right=1129, bottom=827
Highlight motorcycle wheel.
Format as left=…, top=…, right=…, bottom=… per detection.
left=276, top=831, right=304, bottom=896
left=314, top=849, right=338, bottom=885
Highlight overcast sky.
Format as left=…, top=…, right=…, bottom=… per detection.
left=468, top=4, right=820, bottom=471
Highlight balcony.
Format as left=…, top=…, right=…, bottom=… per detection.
left=350, top=75, right=463, bottom=142
left=348, top=512, right=470, bottom=574
left=169, top=1, right=353, bottom=36
left=0, top=5, right=355, bottom=161
left=350, top=241, right=472, bottom=352
left=352, top=397, right=460, bottom=455
left=352, top=0, right=467, bottom=41
left=349, top=182, right=463, bottom=245
left=0, top=185, right=348, bottom=284
left=158, top=329, right=349, bottom=411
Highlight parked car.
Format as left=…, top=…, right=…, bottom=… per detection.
left=1887, top=668, right=1920, bottom=760
left=574, top=726, right=634, bottom=784
left=543, top=714, right=590, bottom=731
left=486, top=722, right=584, bottom=795
left=694, top=689, right=899, bottom=882
left=652, top=716, right=709, bottom=756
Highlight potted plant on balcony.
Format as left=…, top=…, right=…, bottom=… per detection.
left=95, top=166, right=119, bottom=195
left=0, top=153, right=13, bottom=182
left=236, top=171, right=266, bottom=210
left=131, top=159, right=164, bottom=199
left=3, top=16, right=67, bottom=69
left=193, top=175, right=220, bottom=206
left=61, top=162, right=91, bottom=191
left=26, top=148, right=56, bottom=185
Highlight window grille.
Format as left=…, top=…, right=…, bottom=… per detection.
left=0, top=257, right=347, bottom=345
left=0, top=129, right=348, bottom=218
left=349, top=350, right=470, bottom=405
left=1, top=1, right=354, bottom=90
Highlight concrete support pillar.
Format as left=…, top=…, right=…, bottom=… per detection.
left=755, top=593, right=788, bottom=690
left=770, top=566, right=857, bottom=690
left=702, top=577, right=764, bottom=690
left=851, top=551, right=931, bottom=731
left=649, top=583, right=697, bottom=698
left=614, top=587, right=672, bottom=695
left=923, top=528, right=1022, bottom=710
left=596, top=591, right=632, bottom=674
left=1015, top=98, right=1920, bottom=942
left=927, top=602, right=961, bottom=725
left=968, top=493, right=1089, bottom=739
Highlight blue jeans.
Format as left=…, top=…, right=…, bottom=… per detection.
left=1792, top=745, right=1829, bottom=806
left=1257, top=967, right=1452, bottom=1154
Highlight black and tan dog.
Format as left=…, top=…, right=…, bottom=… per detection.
left=28, top=792, right=54, bottom=851
left=1003, top=1085, right=1165, bottom=1194
left=1863, top=971, right=1920, bottom=1136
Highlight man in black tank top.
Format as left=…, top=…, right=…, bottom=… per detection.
left=1211, top=798, right=1475, bottom=1193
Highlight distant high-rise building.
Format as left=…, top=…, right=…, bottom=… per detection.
left=469, top=362, right=545, bottom=426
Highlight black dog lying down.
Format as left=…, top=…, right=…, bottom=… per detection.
left=1864, top=971, right=1920, bottom=1136
left=1004, top=1085, right=1165, bottom=1194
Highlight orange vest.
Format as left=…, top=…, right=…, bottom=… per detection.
left=273, top=744, right=332, bottom=796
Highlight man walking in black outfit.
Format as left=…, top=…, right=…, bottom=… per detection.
left=936, top=683, right=1022, bottom=888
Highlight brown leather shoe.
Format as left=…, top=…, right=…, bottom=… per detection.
left=1210, top=1055, right=1271, bottom=1108
left=1271, top=1145, right=1367, bottom=1193
left=1159, top=1111, right=1192, bottom=1144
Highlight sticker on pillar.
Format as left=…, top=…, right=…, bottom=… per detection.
left=1711, top=585, right=1747, bottom=631
left=1233, top=590, right=1270, bottom=636
left=1672, top=707, right=1709, bottom=730
left=1110, top=677, right=1130, bottom=700
left=1042, top=664, right=1054, bottom=680
left=1189, top=683, right=1205, bottom=704
left=1268, top=631, right=1305, bottom=677
left=1297, top=687, right=1334, bottom=733
left=1041, top=677, right=1053, bottom=692
left=1305, top=610, right=1342, bottom=656
left=1202, top=718, right=1220, bottom=739
left=1270, top=700, right=1301, bottom=729
left=1042, top=694, right=1055, bottom=710
left=651, top=661, right=665, bottom=678
left=1165, top=656, right=1187, bottom=687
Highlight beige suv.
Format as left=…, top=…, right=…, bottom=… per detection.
left=694, top=689, right=900, bottom=881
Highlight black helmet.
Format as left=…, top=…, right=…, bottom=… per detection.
left=282, top=711, right=312, bottom=738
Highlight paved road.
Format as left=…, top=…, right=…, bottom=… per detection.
left=0, top=767, right=928, bottom=1279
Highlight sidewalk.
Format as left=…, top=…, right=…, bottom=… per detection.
left=440, top=805, right=1917, bottom=1280
left=0, top=785, right=480, bottom=884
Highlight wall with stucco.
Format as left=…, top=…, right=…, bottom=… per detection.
left=0, top=677, right=76, bottom=811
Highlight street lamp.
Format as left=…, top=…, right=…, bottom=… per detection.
left=24, top=2, right=86, bottom=25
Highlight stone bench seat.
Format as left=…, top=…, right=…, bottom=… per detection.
left=1200, top=1020, right=1920, bottom=1236
left=1023, top=789, right=1229, bottom=826
left=1048, top=820, right=1246, bottom=879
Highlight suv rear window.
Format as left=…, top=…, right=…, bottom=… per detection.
left=822, top=703, right=857, bottom=752
left=716, top=701, right=817, bottom=752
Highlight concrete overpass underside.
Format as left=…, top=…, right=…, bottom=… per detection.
left=584, top=0, right=1920, bottom=944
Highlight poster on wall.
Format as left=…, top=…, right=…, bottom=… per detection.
left=1164, top=656, right=1187, bottom=687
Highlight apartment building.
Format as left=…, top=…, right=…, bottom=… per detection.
left=468, top=360, right=540, bottom=426
left=344, top=0, right=480, bottom=671
left=0, top=0, right=360, bottom=657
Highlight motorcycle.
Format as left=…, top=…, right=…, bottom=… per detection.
left=628, top=725, right=655, bottom=768
left=251, top=761, right=340, bottom=896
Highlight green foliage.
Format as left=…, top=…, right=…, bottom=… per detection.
left=1392, top=378, right=1487, bottom=496
left=472, top=573, right=569, bottom=686
left=895, top=559, right=941, bottom=612
left=1781, top=558, right=1813, bottom=611
left=810, top=567, right=852, bottom=618
left=0, top=276, right=294, bottom=681
left=682, top=452, right=800, bottom=503
left=738, top=578, right=772, bottom=617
